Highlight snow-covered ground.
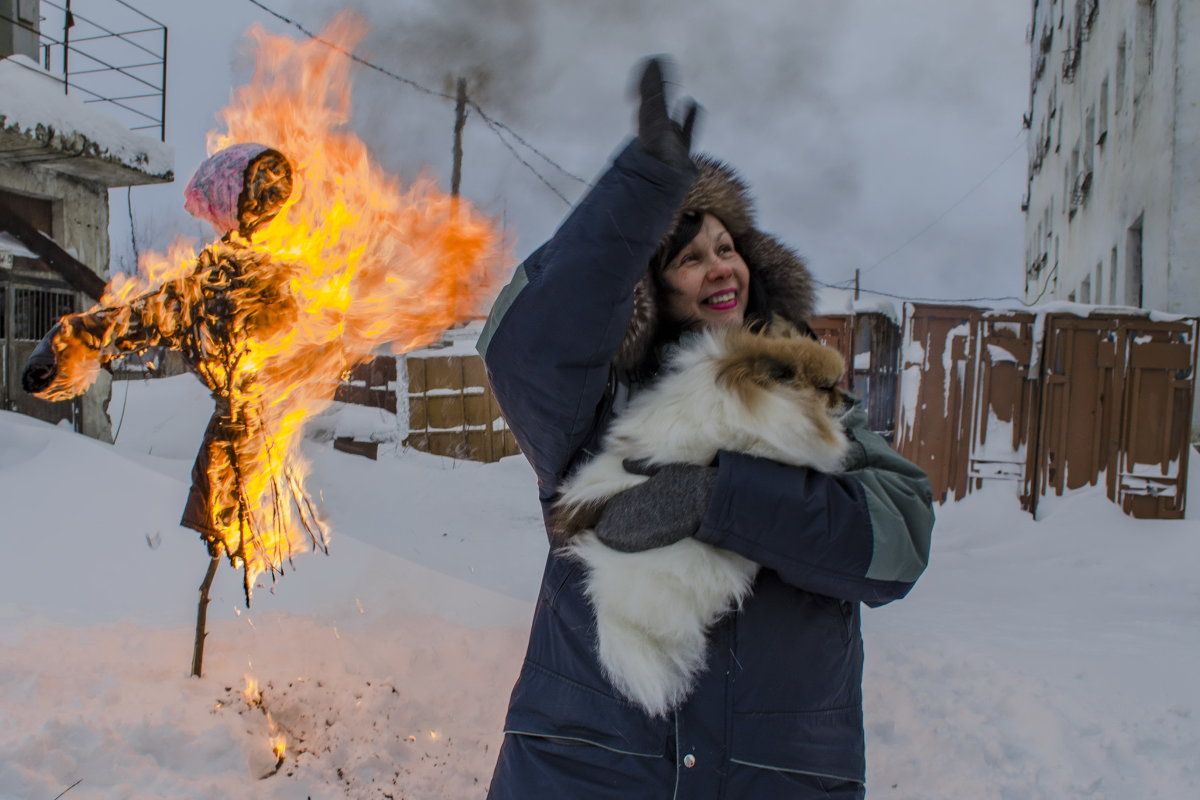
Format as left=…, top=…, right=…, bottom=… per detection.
left=1, top=374, right=1197, bottom=799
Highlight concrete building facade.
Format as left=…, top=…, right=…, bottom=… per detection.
left=1, top=1, right=172, bottom=440
left=1023, top=0, right=1200, bottom=314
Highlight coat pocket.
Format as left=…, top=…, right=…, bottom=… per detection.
left=504, top=661, right=670, bottom=758
left=730, top=706, right=866, bottom=784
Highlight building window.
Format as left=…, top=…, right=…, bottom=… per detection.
left=0, top=188, right=54, bottom=235
left=1115, top=34, right=1127, bottom=112
left=11, top=287, right=76, bottom=341
left=1126, top=215, right=1144, bottom=307
left=1109, top=247, right=1118, bottom=305
left=1135, top=0, right=1157, bottom=105
left=1084, top=107, right=1095, bottom=172
left=1098, top=77, right=1109, bottom=144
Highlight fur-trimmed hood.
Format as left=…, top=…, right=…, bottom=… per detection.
left=615, top=155, right=815, bottom=372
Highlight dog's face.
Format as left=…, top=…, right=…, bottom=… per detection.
left=713, top=317, right=852, bottom=449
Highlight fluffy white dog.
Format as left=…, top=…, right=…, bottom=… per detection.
left=553, top=318, right=852, bottom=717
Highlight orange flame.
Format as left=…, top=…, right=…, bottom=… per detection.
left=243, top=674, right=262, bottom=707
left=32, top=13, right=508, bottom=599
left=243, top=674, right=287, bottom=764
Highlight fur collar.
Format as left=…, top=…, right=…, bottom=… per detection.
left=615, top=156, right=815, bottom=373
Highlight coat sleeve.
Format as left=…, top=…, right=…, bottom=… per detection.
left=477, top=141, right=695, bottom=501
left=694, top=404, right=934, bottom=606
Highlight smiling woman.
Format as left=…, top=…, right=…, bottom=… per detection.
left=659, top=213, right=751, bottom=329
left=477, top=58, right=934, bottom=800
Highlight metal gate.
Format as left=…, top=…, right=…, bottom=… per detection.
left=896, top=304, right=1197, bottom=518
left=1031, top=313, right=1196, bottom=519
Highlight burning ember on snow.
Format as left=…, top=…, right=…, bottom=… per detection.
left=243, top=674, right=288, bottom=776
left=22, top=13, right=507, bottom=601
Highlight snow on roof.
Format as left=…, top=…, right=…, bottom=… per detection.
left=0, top=55, right=174, bottom=185
left=0, top=230, right=38, bottom=258
left=814, top=285, right=900, bottom=322
left=406, top=319, right=488, bottom=359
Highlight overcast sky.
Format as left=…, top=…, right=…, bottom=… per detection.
left=102, top=0, right=1031, bottom=306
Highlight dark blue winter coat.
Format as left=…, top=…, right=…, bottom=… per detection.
left=477, top=141, right=934, bottom=799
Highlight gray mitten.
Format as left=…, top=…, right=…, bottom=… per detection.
left=594, top=461, right=717, bottom=552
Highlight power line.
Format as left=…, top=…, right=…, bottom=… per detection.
left=467, top=100, right=589, bottom=186
left=477, top=115, right=573, bottom=205
left=860, top=133, right=1029, bottom=278
left=812, top=277, right=1030, bottom=307
left=243, top=0, right=583, bottom=201
left=245, top=0, right=455, bottom=102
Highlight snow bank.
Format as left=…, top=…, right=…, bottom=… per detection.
left=2, top=373, right=1198, bottom=798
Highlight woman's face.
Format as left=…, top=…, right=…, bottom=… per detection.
left=662, top=214, right=750, bottom=329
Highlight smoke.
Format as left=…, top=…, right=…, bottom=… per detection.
left=297, top=0, right=545, bottom=118
left=214, top=0, right=1026, bottom=300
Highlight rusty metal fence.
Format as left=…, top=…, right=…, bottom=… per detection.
left=809, top=312, right=901, bottom=441
left=894, top=303, right=1197, bottom=519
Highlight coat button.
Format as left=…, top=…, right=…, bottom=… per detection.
left=683, top=754, right=696, bottom=768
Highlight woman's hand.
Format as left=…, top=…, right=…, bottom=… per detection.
left=636, top=57, right=700, bottom=171
left=594, top=460, right=717, bottom=552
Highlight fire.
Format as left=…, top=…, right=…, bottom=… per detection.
left=28, top=13, right=507, bottom=600
left=242, top=674, right=287, bottom=768
left=243, top=674, right=262, bottom=707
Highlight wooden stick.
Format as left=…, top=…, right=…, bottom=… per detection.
left=451, top=77, right=468, bottom=197
left=191, top=554, right=220, bottom=677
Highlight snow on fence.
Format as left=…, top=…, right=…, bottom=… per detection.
left=894, top=303, right=1197, bottom=519
left=403, top=350, right=519, bottom=464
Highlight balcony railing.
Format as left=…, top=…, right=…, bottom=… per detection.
left=5, top=0, right=168, bottom=141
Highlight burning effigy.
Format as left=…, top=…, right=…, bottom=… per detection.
left=21, top=14, right=506, bottom=607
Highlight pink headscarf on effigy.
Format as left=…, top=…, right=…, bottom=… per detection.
left=183, top=142, right=274, bottom=235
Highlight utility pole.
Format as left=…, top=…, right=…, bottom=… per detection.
left=854, top=268, right=860, bottom=301
left=451, top=77, right=468, bottom=197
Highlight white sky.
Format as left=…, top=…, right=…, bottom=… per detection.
left=103, top=0, right=1031, bottom=305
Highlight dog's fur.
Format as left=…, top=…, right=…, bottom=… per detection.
left=554, top=318, right=852, bottom=717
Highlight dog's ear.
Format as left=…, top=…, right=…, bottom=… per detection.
left=794, top=337, right=846, bottom=389
left=716, top=349, right=798, bottom=409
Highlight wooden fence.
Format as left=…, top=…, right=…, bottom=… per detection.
left=403, top=351, right=519, bottom=463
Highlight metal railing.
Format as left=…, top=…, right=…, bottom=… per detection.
left=1, top=0, right=168, bottom=140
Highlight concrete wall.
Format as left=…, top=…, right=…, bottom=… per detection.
left=1024, top=0, right=1194, bottom=314
left=0, top=162, right=114, bottom=442
left=1169, top=0, right=1200, bottom=310
left=0, top=164, right=112, bottom=272
left=0, top=0, right=40, bottom=61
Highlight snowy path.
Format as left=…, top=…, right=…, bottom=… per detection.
left=1, top=375, right=1197, bottom=798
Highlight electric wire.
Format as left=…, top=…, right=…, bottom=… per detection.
left=812, top=277, right=1031, bottom=307
left=859, top=133, right=1029, bottom=278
